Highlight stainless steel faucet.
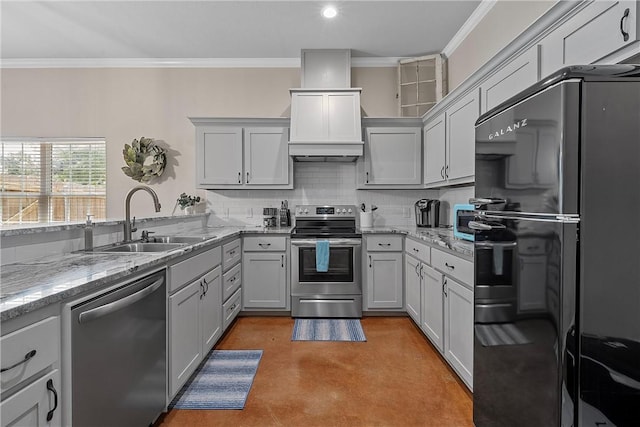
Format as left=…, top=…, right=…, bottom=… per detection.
left=124, top=185, right=161, bottom=242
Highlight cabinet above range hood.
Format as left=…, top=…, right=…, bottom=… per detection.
left=288, top=50, right=363, bottom=162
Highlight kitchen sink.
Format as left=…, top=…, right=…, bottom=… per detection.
left=151, top=236, right=211, bottom=244
left=97, top=242, right=186, bottom=253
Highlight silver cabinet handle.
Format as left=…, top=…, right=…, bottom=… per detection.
left=258, top=243, right=271, bottom=248
left=378, top=242, right=391, bottom=247
left=420, top=264, right=424, bottom=279
left=469, top=197, right=506, bottom=206
left=440, top=166, right=445, bottom=179
left=281, top=255, right=284, bottom=268
left=246, top=172, right=250, bottom=183
left=412, top=248, right=419, bottom=252
left=366, top=171, right=369, bottom=183
left=445, top=165, right=449, bottom=178
left=443, top=278, right=448, bottom=297
left=203, top=277, right=209, bottom=295
left=445, top=262, right=455, bottom=270
left=621, top=7, right=630, bottom=41
left=1, top=349, right=37, bottom=373
left=368, top=255, right=372, bottom=268
left=415, top=262, right=420, bottom=276
left=78, top=276, right=164, bottom=324
left=238, top=172, right=241, bottom=183
left=199, top=281, right=204, bottom=299
left=469, top=220, right=506, bottom=231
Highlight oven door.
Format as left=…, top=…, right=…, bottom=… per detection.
left=291, top=238, right=361, bottom=296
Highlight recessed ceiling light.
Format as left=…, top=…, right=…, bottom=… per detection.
left=322, top=6, right=337, bottom=19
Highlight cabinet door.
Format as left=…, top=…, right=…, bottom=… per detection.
left=196, top=126, right=243, bottom=185
left=363, top=127, right=421, bottom=185
left=244, top=127, right=289, bottom=185
left=423, top=114, right=447, bottom=186
left=517, top=255, right=547, bottom=312
left=446, top=90, right=479, bottom=182
left=421, top=264, right=444, bottom=353
left=481, top=46, right=540, bottom=114
left=405, top=255, right=422, bottom=325
left=290, top=92, right=325, bottom=142
left=242, top=252, right=287, bottom=309
left=541, top=1, right=637, bottom=76
left=444, top=277, right=474, bottom=390
left=0, top=370, right=61, bottom=427
left=326, top=92, right=361, bottom=142
left=366, top=252, right=403, bottom=309
left=169, top=280, right=202, bottom=398
left=200, top=266, right=222, bottom=355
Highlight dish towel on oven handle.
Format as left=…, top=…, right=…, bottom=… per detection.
left=316, top=240, right=330, bottom=272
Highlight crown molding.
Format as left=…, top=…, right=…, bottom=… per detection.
left=1, top=56, right=402, bottom=69
left=442, top=0, right=497, bottom=58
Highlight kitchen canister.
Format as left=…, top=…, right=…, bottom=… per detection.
left=360, top=211, right=373, bottom=228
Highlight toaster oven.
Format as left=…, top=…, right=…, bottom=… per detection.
left=453, top=204, right=475, bottom=241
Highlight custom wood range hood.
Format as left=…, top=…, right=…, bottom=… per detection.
left=288, top=49, right=364, bottom=162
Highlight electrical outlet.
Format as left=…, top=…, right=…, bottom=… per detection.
left=246, top=208, right=252, bottom=218
left=403, top=207, right=411, bottom=218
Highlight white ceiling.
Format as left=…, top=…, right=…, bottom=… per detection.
left=1, top=1, right=481, bottom=65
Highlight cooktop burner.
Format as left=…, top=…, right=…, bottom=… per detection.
left=292, top=204, right=360, bottom=238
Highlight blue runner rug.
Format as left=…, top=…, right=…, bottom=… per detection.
left=291, top=319, right=366, bottom=342
left=169, top=349, right=263, bottom=410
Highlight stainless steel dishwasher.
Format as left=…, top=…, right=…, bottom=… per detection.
left=70, top=270, right=166, bottom=427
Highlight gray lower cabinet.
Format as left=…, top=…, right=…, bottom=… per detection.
left=405, top=255, right=422, bottom=324
left=168, top=246, right=222, bottom=400
left=1, top=315, right=62, bottom=427
left=365, top=235, right=404, bottom=310
left=421, top=263, right=445, bottom=353
left=222, top=238, right=242, bottom=330
left=444, top=276, right=474, bottom=389
left=242, top=236, right=288, bottom=310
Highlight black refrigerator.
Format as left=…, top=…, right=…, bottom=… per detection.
left=472, top=65, right=640, bottom=427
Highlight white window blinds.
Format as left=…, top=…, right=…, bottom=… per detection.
left=0, top=138, right=106, bottom=223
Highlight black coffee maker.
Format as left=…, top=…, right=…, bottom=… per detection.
left=415, top=199, right=440, bottom=228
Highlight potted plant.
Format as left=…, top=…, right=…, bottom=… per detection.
left=177, top=193, right=201, bottom=214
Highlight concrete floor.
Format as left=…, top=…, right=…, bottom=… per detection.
left=155, top=316, right=473, bottom=427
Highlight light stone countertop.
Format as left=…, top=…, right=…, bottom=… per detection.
left=0, top=224, right=472, bottom=321
left=0, top=225, right=292, bottom=321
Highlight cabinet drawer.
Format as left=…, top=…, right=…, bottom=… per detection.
left=223, top=263, right=242, bottom=301
left=366, top=235, right=403, bottom=252
left=1, top=317, right=59, bottom=394
left=431, top=249, right=473, bottom=286
left=169, top=246, right=221, bottom=293
left=223, top=288, right=242, bottom=330
left=243, top=236, right=286, bottom=251
left=222, top=238, right=241, bottom=271
left=405, top=238, right=430, bottom=263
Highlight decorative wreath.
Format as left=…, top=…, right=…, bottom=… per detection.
left=121, top=137, right=167, bottom=183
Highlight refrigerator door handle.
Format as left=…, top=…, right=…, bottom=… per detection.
left=469, top=197, right=506, bottom=207
left=469, top=221, right=505, bottom=231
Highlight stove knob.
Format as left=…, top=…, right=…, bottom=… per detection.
left=347, top=208, right=352, bottom=213
left=342, top=209, right=347, bottom=213
left=304, top=208, right=309, bottom=214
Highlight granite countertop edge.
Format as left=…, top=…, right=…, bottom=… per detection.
left=1, top=225, right=473, bottom=321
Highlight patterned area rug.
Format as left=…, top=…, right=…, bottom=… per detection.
left=169, top=350, right=263, bottom=409
left=291, top=318, right=367, bottom=342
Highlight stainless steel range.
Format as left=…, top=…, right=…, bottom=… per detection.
left=291, top=205, right=362, bottom=318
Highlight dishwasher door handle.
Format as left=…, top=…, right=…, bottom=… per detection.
left=78, top=276, right=164, bottom=324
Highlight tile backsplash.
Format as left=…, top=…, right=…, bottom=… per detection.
left=206, top=163, right=474, bottom=227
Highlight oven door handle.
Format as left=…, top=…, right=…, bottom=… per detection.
left=291, top=238, right=362, bottom=247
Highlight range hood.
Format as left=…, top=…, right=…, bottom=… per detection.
left=288, top=50, right=364, bottom=162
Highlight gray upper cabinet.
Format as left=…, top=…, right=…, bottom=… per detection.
left=480, top=45, right=540, bottom=114
left=197, top=126, right=243, bottom=186
left=191, top=118, right=292, bottom=189
left=445, top=89, right=479, bottom=184
left=540, top=1, right=638, bottom=76
left=357, top=120, right=422, bottom=188
left=423, top=113, right=446, bottom=187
